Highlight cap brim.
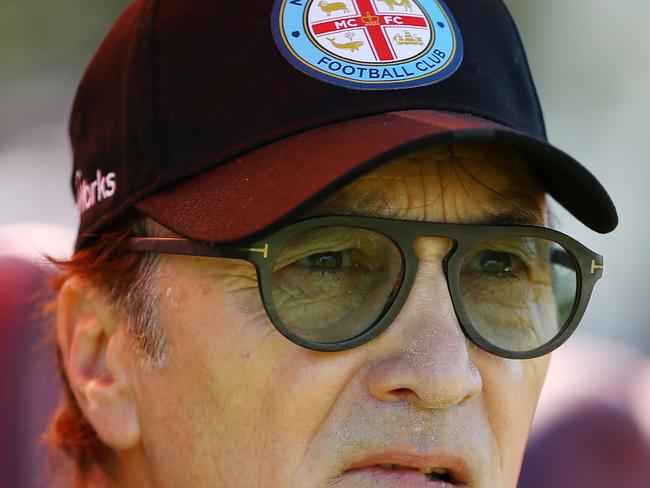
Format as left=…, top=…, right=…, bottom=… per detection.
left=136, top=110, right=618, bottom=243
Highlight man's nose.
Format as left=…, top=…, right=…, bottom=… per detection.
left=364, top=238, right=482, bottom=409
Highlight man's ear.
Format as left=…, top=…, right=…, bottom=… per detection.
left=57, top=277, right=141, bottom=450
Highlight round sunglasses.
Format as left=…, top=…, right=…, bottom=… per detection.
left=129, top=215, right=604, bottom=359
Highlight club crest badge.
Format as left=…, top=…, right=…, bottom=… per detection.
left=272, top=0, right=463, bottom=90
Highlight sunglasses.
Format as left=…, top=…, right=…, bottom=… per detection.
left=129, top=215, right=604, bottom=359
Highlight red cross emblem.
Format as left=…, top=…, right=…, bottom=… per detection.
left=310, top=0, right=430, bottom=62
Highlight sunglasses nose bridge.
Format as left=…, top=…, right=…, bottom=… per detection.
left=410, top=235, right=456, bottom=263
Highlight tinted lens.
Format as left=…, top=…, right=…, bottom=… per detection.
left=270, top=226, right=403, bottom=343
left=459, top=236, right=578, bottom=352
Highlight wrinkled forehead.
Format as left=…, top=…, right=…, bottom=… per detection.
left=306, top=142, right=547, bottom=225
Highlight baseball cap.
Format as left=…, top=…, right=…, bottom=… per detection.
left=70, top=0, right=618, bottom=250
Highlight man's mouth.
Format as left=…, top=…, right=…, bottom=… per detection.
left=340, top=453, right=471, bottom=487
left=376, top=464, right=454, bottom=482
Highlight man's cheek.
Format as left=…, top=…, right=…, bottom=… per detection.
left=523, top=355, right=551, bottom=398
left=497, top=355, right=550, bottom=430
left=476, top=351, right=545, bottom=426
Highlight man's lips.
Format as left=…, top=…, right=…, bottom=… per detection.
left=342, top=450, right=472, bottom=487
left=342, top=467, right=462, bottom=488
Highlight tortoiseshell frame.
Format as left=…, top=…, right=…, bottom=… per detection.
left=129, top=215, right=604, bottom=359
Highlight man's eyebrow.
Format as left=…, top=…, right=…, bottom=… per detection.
left=302, top=202, right=545, bottom=226
left=474, top=208, right=546, bottom=226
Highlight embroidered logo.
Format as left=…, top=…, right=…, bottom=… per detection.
left=272, top=0, right=463, bottom=90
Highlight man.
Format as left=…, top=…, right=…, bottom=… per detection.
left=50, top=0, right=617, bottom=486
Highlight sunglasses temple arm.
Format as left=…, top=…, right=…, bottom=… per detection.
left=128, top=237, right=252, bottom=259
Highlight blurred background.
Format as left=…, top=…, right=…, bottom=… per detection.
left=1, top=1, right=649, bottom=487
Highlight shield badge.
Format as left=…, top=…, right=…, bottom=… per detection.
left=272, top=0, right=464, bottom=90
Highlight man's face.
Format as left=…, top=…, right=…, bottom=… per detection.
left=126, top=143, right=550, bottom=487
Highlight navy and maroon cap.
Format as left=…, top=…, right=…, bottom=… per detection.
left=70, top=0, right=618, bottom=250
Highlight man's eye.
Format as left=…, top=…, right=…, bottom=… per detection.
left=297, top=250, right=360, bottom=271
left=305, top=251, right=343, bottom=269
left=475, top=250, right=516, bottom=274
